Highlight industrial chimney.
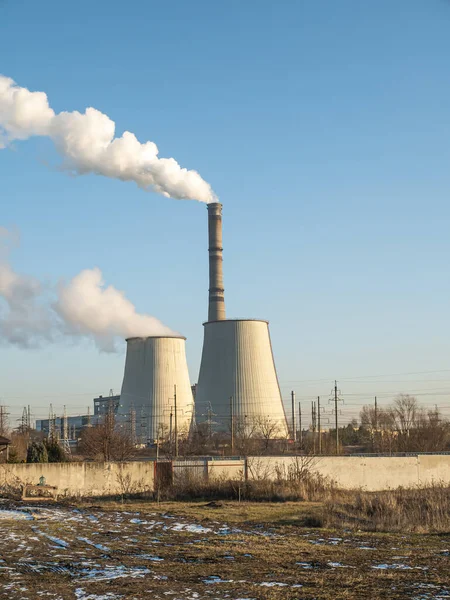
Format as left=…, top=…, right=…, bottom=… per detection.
left=196, top=204, right=289, bottom=438
left=207, top=202, right=226, bottom=321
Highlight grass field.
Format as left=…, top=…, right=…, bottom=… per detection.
left=0, top=499, right=449, bottom=599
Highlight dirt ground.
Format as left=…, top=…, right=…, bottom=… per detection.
left=0, top=499, right=448, bottom=599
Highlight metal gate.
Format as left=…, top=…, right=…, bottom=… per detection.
left=154, top=461, right=173, bottom=489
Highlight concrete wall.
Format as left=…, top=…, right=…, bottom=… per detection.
left=0, top=462, right=154, bottom=498
left=245, top=455, right=450, bottom=491
left=204, top=455, right=450, bottom=491
left=1, top=455, right=449, bottom=497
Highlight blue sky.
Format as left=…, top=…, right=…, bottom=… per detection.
left=1, top=0, right=450, bottom=426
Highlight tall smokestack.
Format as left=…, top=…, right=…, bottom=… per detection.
left=207, top=202, right=226, bottom=322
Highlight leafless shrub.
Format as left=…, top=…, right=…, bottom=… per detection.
left=78, top=423, right=135, bottom=462
left=115, top=468, right=150, bottom=501
left=0, top=465, right=25, bottom=499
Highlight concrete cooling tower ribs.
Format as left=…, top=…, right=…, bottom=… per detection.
left=120, top=336, right=194, bottom=444
left=195, top=319, right=289, bottom=438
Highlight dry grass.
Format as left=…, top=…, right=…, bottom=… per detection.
left=0, top=499, right=449, bottom=599
left=167, top=468, right=333, bottom=503
left=325, top=484, right=450, bottom=533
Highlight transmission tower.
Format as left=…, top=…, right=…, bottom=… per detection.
left=48, top=404, right=58, bottom=440
left=130, top=403, right=136, bottom=446
left=202, top=402, right=216, bottom=440
left=140, top=406, right=147, bottom=446
left=21, top=407, right=29, bottom=434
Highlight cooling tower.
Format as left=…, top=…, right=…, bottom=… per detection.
left=196, top=319, right=289, bottom=436
left=196, top=203, right=289, bottom=438
left=120, top=336, right=194, bottom=443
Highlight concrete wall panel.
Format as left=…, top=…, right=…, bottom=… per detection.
left=0, top=462, right=154, bottom=498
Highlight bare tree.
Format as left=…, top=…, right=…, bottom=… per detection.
left=391, top=395, right=418, bottom=436
left=233, top=416, right=259, bottom=455
left=254, top=416, right=282, bottom=453
left=360, top=396, right=449, bottom=453
left=79, top=423, right=135, bottom=462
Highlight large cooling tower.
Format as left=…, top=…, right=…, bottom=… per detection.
left=120, top=336, right=194, bottom=443
left=196, top=203, right=289, bottom=437
left=196, top=319, right=289, bottom=435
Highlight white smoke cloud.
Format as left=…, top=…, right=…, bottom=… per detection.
left=0, top=230, right=177, bottom=351
left=0, top=260, right=55, bottom=348
left=0, top=75, right=216, bottom=203
left=55, top=268, right=176, bottom=348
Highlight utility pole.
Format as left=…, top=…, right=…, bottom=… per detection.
left=174, top=385, right=178, bottom=458
left=311, top=401, right=316, bottom=454
left=291, top=390, right=297, bottom=443
left=334, top=381, right=339, bottom=454
left=169, top=408, right=173, bottom=454
left=87, top=406, right=92, bottom=427
left=230, top=396, right=235, bottom=454
left=298, top=402, right=302, bottom=449
left=27, top=405, right=31, bottom=430
left=373, top=396, right=378, bottom=452
left=317, top=396, right=322, bottom=454
left=329, top=381, right=343, bottom=454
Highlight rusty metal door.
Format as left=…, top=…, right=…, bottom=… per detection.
left=154, top=461, right=173, bottom=489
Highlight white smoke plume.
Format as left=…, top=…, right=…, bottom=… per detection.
left=0, top=74, right=216, bottom=203
left=0, top=230, right=177, bottom=351
left=55, top=268, right=176, bottom=346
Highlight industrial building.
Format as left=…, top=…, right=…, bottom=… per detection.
left=195, top=203, right=289, bottom=436
left=93, top=394, right=121, bottom=416
left=36, top=414, right=95, bottom=439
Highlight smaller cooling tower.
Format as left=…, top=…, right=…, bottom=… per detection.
left=120, top=336, right=194, bottom=443
left=195, top=319, right=289, bottom=437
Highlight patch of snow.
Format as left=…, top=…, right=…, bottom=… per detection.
left=79, top=565, right=150, bottom=581
left=172, top=522, right=212, bottom=534
left=203, top=576, right=233, bottom=584
left=78, top=537, right=110, bottom=552
left=0, top=510, right=32, bottom=521
left=36, top=531, right=69, bottom=548
left=75, top=588, right=123, bottom=599
left=372, top=563, right=412, bottom=570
